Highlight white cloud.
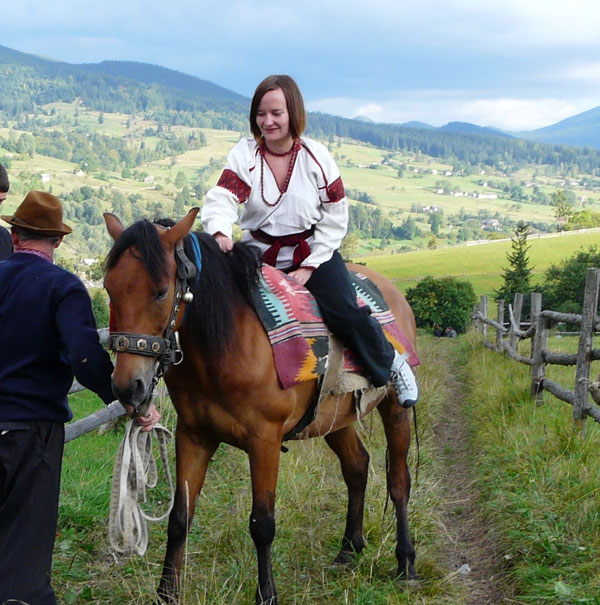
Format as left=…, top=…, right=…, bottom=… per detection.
left=4, top=0, right=600, bottom=129
left=308, top=93, right=600, bottom=131
left=559, top=61, right=600, bottom=82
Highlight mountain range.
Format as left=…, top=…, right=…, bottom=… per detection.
left=1, top=43, right=600, bottom=150
left=402, top=111, right=600, bottom=149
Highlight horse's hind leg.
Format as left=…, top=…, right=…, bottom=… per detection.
left=377, top=396, right=417, bottom=579
left=324, top=425, right=369, bottom=565
left=157, top=428, right=218, bottom=604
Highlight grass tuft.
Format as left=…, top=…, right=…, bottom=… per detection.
left=459, top=330, right=600, bottom=602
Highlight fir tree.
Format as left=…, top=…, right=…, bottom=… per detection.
left=495, top=221, right=533, bottom=311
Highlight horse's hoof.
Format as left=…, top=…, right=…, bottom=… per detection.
left=333, top=549, right=356, bottom=566
left=154, top=591, right=178, bottom=605
left=396, top=566, right=419, bottom=583
left=255, top=587, right=278, bottom=604
left=333, top=538, right=364, bottom=566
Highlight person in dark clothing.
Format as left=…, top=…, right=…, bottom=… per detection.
left=0, top=164, right=11, bottom=260
left=0, top=191, right=160, bottom=604
left=433, top=323, right=442, bottom=337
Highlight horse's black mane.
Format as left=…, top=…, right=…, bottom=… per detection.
left=105, top=219, right=262, bottom=358
left=105, top=219, right=167, bottom=284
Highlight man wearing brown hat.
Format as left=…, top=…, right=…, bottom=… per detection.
left=0, top=191, right=159, bottom=604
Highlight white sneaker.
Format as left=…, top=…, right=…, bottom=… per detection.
left=389, top=351, right=419, bottom=408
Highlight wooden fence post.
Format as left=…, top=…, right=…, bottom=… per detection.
left=530, top=292, right=548, bottom=404
left=573, top=268, right=600, bottom=434
left=509, top=293, right=523, bottom=353
left=481, top=295, right=488, bottom=345
left=496, top=299, right=505, bottom=351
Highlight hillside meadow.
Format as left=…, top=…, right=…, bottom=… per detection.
left=57, top=345, right=461, bottom=605
left=356, top=229, right=600, bottom=297
left=3, top=100, right=600, bottom=267
left=54, top=330, right=600, bottom=603
left=2, top=102, right=600, bottom=299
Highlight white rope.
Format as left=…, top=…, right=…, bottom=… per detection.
left=108, top=419, right=175, bottom=556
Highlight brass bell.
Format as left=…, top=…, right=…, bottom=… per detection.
left=182, top=290, right=194, bottom=304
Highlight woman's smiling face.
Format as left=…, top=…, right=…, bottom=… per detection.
left=256, top=88, right=293, bottom=151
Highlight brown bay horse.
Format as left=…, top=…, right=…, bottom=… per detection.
left=103, top=208, right=417, bottom=604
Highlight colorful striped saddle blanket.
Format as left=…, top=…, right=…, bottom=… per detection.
left=252, top=265, right=420, bottom=389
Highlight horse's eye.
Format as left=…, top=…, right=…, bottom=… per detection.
left=155, top=288, right=168, bottom=301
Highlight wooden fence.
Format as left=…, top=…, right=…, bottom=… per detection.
left=472, top=267, right=600, bottom=433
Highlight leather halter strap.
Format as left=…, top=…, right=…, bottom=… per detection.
left=109, top=332, right=177, bottom=359
left=109, top=235, right=199, bottom=405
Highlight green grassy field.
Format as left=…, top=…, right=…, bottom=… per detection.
left=57, top=359, right=461, bottom=604
left=332, top=140, right=599, bottom=225
left=459, top=331, right=600, bottom=602
left=356, top=229, right=600, bottom=297
left=53, top=330, right=600, bottom=603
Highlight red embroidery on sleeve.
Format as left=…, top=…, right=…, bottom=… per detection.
left=217, top=169, right=251, bottom=203
left=326, top=176, right=345, bottom=203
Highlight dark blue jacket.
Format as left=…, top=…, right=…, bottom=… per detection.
left=0, top=252, right=114, bottom=423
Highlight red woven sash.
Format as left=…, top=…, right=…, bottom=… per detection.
left=251, top=227, right=314, bottom=268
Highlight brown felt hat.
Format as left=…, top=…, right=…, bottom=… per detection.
left=1, top=190, right=72, bottom=236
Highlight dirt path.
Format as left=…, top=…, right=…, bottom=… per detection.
left=429, top=339, right=515, bottom=604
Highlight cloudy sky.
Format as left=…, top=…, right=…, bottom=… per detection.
left=4, top=0, right=600, bottom=131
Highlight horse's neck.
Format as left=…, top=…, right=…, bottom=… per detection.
left=181, top=306, right=267, bottom=379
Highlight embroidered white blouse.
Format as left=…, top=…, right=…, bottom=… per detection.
left=200, top=136, right=348, bottom=270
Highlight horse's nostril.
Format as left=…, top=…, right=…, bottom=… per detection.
left=112, top=377, right=147, bottom=405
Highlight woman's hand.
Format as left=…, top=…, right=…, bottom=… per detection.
left=288, top=267, right=314, bottom=286
left=124, top=403, right=162, bottom=432
left=214, top=232, right=233, bottom=252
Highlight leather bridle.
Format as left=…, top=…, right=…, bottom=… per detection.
left=109, top=236, right=199, bottom=411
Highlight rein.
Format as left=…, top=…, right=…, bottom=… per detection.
left=108, top=418, right=174, bottom=556
left=109, top=233, right=201, bottom=410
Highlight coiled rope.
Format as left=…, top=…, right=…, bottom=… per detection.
left=108, top=419, right=175, bottom=555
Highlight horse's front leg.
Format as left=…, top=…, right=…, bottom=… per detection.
left=248, top=431, right=282, bottom=605
left=157, top=427, right=218, bottom=604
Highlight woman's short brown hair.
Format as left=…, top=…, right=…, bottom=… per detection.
left=249, top=75, right=306, bottom=143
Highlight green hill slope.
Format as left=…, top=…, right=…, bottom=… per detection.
left=357, top=230, right=600, bottom=297
left=3, top=44, right=600, bottom=170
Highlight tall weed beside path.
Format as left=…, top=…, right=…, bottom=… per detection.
left=459, top=331, right=600, bottom=602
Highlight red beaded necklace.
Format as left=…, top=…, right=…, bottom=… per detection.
left=259, top=140, right=300, bottom=207
left=263, top=143, right=295, bottom=157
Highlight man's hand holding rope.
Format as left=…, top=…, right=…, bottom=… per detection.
left=124, top=403, right=161, bottom=432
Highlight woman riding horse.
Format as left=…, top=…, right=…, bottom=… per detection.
left=201, top=74, right=419, bottom=408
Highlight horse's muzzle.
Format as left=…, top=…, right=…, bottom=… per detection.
left=111, top=375, right=152, bottom=415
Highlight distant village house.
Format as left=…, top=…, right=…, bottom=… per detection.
left=481, top=218, right=501, bottom=231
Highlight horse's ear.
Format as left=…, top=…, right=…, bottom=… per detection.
left=163, top=207, right=200, bottom=247
left=104, top=212, right=125, bottom=241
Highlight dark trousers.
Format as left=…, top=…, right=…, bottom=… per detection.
left=0, top=421, right=64, bottom=605
left=305, top=251, right=395, bottom=387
